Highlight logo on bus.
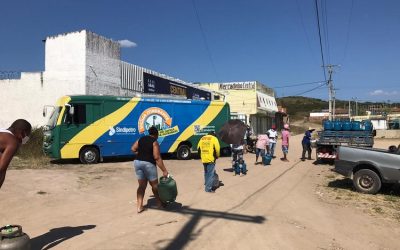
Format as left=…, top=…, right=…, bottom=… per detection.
left=109, top=126, right=137, bottom=136
left=138, top=107, right=179, bottom=137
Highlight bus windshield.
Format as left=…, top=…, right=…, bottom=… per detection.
left=46, top=106, right=62, bottom=129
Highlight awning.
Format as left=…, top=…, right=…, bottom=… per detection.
left=257, top=92, right=278, bottom=112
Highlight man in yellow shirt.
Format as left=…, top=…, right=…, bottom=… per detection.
left=197, top=131, right=220, bottom=193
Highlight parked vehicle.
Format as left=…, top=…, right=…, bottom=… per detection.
left=315, top=120, right=375, bottom=161
left=245, top=135, right=257, bottom=153
left=334, top=145, right=400, bottom=194
left=43, top=95, right=230, bottom=163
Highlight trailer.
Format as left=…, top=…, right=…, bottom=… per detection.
left=315, top=130, right=374, bottom=161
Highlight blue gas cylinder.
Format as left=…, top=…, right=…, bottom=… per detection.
left=364, top=120, right=373, bottom=131
left=342, top=121, right=352, bottom=131
left=323, top=120, right=333, bottom=130
left=333, top=121, right=342, bottom=131
left=351, top=121, right=361, bottom=131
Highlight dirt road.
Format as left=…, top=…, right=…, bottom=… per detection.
left=1, top=135, right=399, bottom=250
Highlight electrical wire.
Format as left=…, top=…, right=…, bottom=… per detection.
left=315, top=0, right=327, bottom=82
left=322, top=0, right=331, bottom=65
left=341, top=0, right=354, bottom=63
left=271, top=80, right=327, bottom=89
left=191, top=0, right=219, bottom=80
left=291, top=83, right=326, bottom=96
left=295, top=0, right=318, bottom=64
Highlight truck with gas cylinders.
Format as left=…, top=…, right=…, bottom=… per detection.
left=315, top=120, right=375, bottom=162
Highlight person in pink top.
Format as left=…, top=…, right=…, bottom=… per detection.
left=281, top=124, right=290, bottom=162
left=255, top=133, right=269, bottom=164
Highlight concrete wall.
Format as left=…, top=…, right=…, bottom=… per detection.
left=0, top=72, right=45, bottom=128
left=0, top=30, right=211, bottom=128
left=0, top=31, right=88, bottom=128
left=45, top=30, right=86, bottom=95
left=375, top=129, right=400, bottom=139
left=86, top=31, right=121, bottom=95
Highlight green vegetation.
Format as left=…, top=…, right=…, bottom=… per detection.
left=277, top=96, right=345, bottom=120
left=277, top=96, right=400, bottom=121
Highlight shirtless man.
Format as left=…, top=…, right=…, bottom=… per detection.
left=0, top=119, right=32, bottom=189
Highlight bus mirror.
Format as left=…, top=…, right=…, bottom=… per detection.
left=43, top=105, right=55, bottom=117
left=65, top=104, right=74, bottom=116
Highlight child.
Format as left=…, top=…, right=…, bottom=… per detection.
left=231, top=141, right=247, bottom=176
left=281, top=124, right=290, bottom=162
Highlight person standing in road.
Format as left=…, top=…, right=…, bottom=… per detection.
left=301, top=127, right=315, bottom=161
left=197, top=131, right=220, bottom=193
left=255, top=132, right=269, bottom=164
left=280, top=124, right=290, bottom=162
left=131, top=126, right=169, bottom=213
left=0, top=119, right=32, bottom=189
left=267, top=125, right=278, bottom=158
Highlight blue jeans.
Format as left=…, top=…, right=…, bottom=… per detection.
left=269, top=142, right=276, bottom=157
left=203, top=163, right=215, bottom=192
left=255, top=148, right=265, bottom=159
left=133, top=160, right=158, bottom=181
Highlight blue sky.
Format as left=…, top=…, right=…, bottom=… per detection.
left=1, top=0, right=399, bottom=102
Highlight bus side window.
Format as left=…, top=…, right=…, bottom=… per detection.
left=73, top=104, right=87, bottom=124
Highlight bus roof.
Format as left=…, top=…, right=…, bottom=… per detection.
left=60, top=95, right=224, bottom=104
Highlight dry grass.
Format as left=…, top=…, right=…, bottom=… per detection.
left=289, top=120, right=322, bottom=136
left=317, top=167, right=400, bottom=222
left=8, top=127, right=56, bottom=169
left=9, top=156, right=53, bottom=169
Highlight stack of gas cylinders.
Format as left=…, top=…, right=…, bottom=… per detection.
left=323, top=119, right=373, bottom=131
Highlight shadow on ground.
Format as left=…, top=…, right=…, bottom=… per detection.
left=146, top=199, right=265, bottom=250
left=30, top=225, right=96, bottom=250
left=327, top=178, right=354, bottom=191
left=327, top=178, right=400, bottom=196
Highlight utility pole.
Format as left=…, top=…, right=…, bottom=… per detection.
left=333, top=89, right=336, bottom=119
left=352, top=97, right=358, bottom=116
left=348, top=99, right=351, bottom=119
left=324, top=64, right=340, bottom=121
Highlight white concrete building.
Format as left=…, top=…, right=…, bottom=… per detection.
left=0, top=30, right=206, bottom=128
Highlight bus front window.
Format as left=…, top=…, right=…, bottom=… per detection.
left=46, top=107, right=62, bottom=129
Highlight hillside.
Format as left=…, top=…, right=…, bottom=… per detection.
left=276, top=96, right=330, bottom=120
left=277, top=96, right=400, bottom=121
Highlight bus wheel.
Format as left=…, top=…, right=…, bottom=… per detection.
left=177, top=145, right=191, bottom=160
left=79, top=146, right=100, bottom=164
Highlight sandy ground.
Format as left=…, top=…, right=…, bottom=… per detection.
left=1, top=135, right=400, bottom=250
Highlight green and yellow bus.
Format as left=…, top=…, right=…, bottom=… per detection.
left=43, top=95, right=230, bottom=163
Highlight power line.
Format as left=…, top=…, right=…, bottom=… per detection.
left=271, top=80, right=327, bottom=89
left=191, top=0, right=219, bottom=80
left=322, top=0, right=331, bottom=65
left=341, top=0, right=354, bottom=63
left=315, top=0, right=327, bottom=81
left=295, top=0, right=318, bottom=64
left=292, top=83, right=326, bottom=96
left=278, top=83, right=326, bottom=97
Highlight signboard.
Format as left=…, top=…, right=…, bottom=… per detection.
left=218, top=81, right=256, bottom=90
left=256, top=92, right=278, bottom=112
left=143, top=72, right=211, bottom=100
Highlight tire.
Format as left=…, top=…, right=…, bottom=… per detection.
left=79, top=146, right=100, bottom=164
left=353, top=169, right=381, bottom=194
left=177, top=145, right=191, bottom=160
left=245, top=145, right=254, bottom=154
